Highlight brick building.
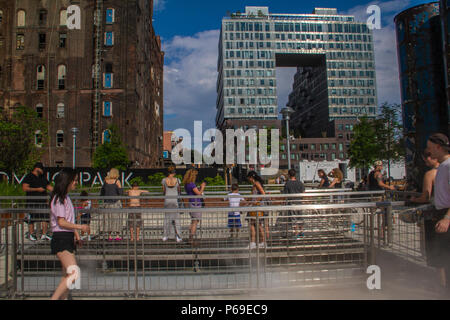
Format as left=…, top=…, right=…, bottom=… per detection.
left=0, top=0, right=164, bottom=168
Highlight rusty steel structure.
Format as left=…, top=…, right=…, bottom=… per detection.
left=394, top=2, right=449, bottom=191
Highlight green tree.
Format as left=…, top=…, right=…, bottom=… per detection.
left=92, top=124, right=129, bottom=171
left=147, top=172, right=166, bottom=186
left=204, top=175, right=226, bottom=186
left=348, top=116, right=383, bottom=173
left=0, top=105, right=48, bottom=174
left=377, top=103, right=405, bottom=179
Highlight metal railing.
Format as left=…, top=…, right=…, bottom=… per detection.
left=0, top=191, right=432, bottom=298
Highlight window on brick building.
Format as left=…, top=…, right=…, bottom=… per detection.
left=103, top=130, right=111, bottom=144
left=155, top=102, right=160, bottom=117
left=16, top=34, right=24, bottom=50
left=38, top=33, right=46, bottom=50
left=56, top=130, right=64, bottom=147
left=36, top=104, right=43, bottom=118
left=36, top=65, right=45, bottom=90
left=59, top=33, right=67, bottom=48
left=105, top=32, right=114, bottom=46
left=104, top=63, right=113, bottom=88
left=17, top=10, right=25, bottom=27
left=103, top=101, right=112, bottom=117
left=35, top=130, right=42, bottom=147
left=39, top=9, right=47, bottom=25
left=106, top=8, right=115, bottom=24
left=103, top=73, right=113, bottom=88
left=57, top=103, right=64, bottom=118
left=58, top=65, right=66, bottom=89
left=60, top=9, right=67, bottom=26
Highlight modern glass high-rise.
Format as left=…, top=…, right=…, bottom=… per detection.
left=216, top=6, right=377, bottom=130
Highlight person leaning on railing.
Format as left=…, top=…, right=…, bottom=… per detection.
left=246, top=171, right=267, bottom=249
left=318, top=169, right=330, bottom=188
left=425, top=133, right=450, bottom=293
left=410, top=152, right=439, bottom=204
left=282, top=169, right=306, bottom=239
left=183, top=168, right=206, bottom=244
left=408, top=152, right=439, bottom=267
left=328, top=168, right=343, bottom=189
left=100, top=168, right=124, bottom=241
left=162, top=166, right=183, bottom=243
left=22, top=162, right=54, bottom=241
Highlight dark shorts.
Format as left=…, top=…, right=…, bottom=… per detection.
left=128, top=211, right=142, bottom=228
left=27, top=203, right=49, bottom=224
left=51, top=232, right=75, bottom=255
left=424, top=208, right=450, bottom=268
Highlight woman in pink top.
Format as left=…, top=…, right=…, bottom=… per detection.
left=50, top=169, right=90, bottom=300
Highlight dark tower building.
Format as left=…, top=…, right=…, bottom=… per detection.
left=0, top=0, right=164, bottom=168
left=440, top=0, right=450, bottom=133
left=395, top=2, right=449, bottom=190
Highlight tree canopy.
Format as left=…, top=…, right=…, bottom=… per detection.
left=92, top=124, right=129, bottom=171
left=0, top=105, right=48, bottom=173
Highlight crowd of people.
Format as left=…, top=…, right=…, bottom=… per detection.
left=19, top=132, right=449, bottom=299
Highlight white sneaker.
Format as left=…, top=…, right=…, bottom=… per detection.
left=258, top=242, right=266, bottom=248
left=81, top=235, right=87, bottom=240
left=247, top=242, right=257, bottom=249
left=162, top=237, right=168, bottom=242
left=41, top=234, right=51, bottom=241
left=176, top=236, right=183, bottom=243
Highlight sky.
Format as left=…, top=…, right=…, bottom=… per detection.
left=153, top=0, right=428, bottom=134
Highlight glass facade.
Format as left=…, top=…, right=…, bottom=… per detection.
left=216, top=7, right=377, bottom=128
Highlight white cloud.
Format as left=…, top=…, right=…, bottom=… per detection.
left=154, top=0, right=167, bottom=12
left=163, top=30, right=220, bottom=132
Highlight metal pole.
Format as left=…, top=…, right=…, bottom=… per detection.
left=386, top=204, right=393, bottom=247
left=370, top=212, right=376, bottom=265
left=71, top=128, right=78, bottom=169
left=12, top=219, right=17, bottom=298
left=286, top=118, right=291, bottom=170
left=256, top=215, right=260, bottom=289
left=73, top=133, right=76, bottom=169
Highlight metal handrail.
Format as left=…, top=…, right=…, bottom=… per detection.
left=0, top=190, right=385, bottom=201
left=0, top=201, right=404, bottom=215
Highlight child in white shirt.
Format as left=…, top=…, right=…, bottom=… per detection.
left=225, top=184, right=245, bottom=238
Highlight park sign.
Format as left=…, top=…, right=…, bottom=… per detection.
left=0, top=168, right=219, bottom=188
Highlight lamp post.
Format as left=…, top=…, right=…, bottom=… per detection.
left=280, top=107, right=294, bottom=170
left=71, top=127, right=79, bottom=169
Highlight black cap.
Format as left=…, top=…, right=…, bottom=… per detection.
left=33, top=162, right=44, bottom=170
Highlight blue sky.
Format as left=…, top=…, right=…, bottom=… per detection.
left=153, top=0, right=429, bottom=133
